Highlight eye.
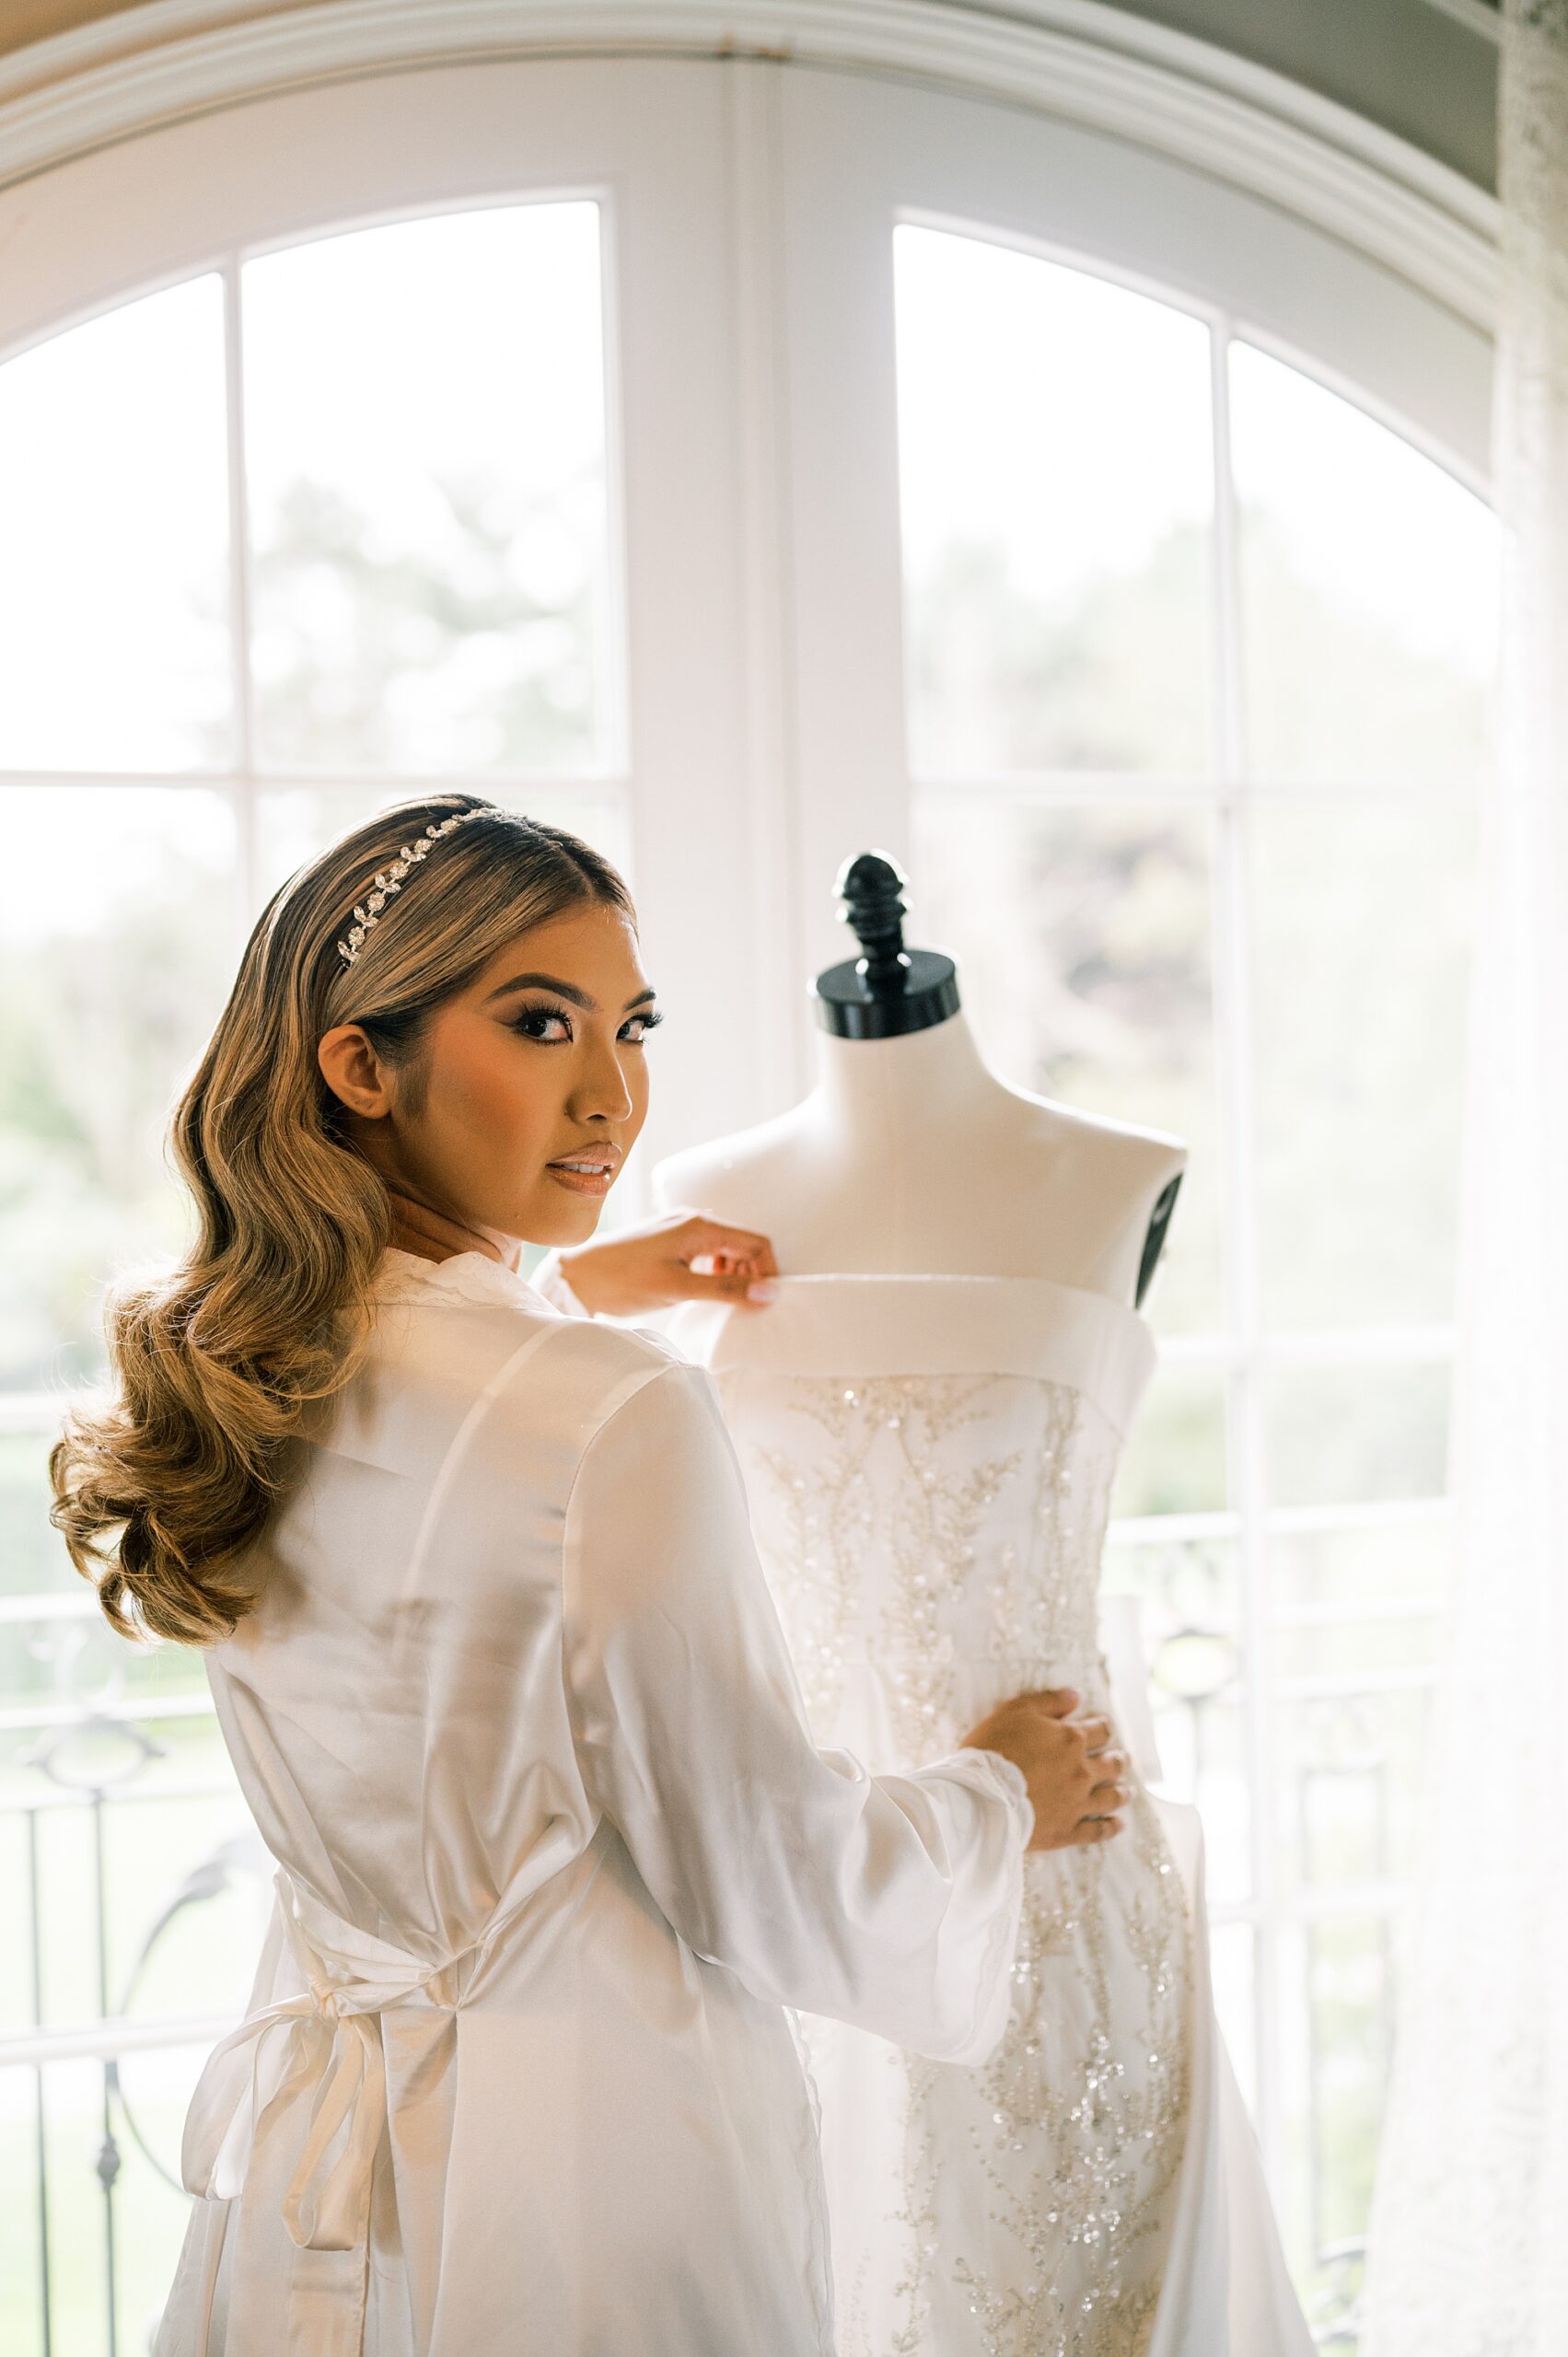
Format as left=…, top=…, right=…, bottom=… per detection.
left=621, top=1009, right=664, bottom=1045
left=508, top=1000, right=575, bottom=1043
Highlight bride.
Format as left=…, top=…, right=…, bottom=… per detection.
left=50, top=794, right=1132, bottom=2357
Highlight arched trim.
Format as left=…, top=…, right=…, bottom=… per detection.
left=0, top=0, right=1499, bottom=328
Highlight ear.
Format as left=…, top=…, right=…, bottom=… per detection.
left=318, top=1025, right=396, bottom=1120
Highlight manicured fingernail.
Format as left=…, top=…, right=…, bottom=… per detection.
left=747, top=1281, right=779, bottom=1303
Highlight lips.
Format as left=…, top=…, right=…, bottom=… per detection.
left=546, top=1148, right=621, bottom=1195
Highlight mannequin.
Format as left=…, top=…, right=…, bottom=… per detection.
left=638, top=859, right=1311, bottom=2354
left=653, top=850, right=1186, bottom=1309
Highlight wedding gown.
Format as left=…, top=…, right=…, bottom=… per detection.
left=664, top=1272, right=1313, bottom=2357
left=152, top=1250, right=1036, bottom=2357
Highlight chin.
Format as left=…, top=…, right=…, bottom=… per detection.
left=526, top=1194, right=606, bottom=1247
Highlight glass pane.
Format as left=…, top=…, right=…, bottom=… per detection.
left=1265, top=1363, right=1451, bottom=1510
left=0, top=1810, right=31, bottom=2030
left=1275, top=1686, right=1434, bottom=1895
left=912, top=796, right=1222, bottom=1330
left=0, top=1435, right=74, bottom=1601
left=1273, top=1608, right=1443, bottom=1684
left=2, top=1717, right=243, bottom=2033
left=1, top=1608, right=210, bottom=1729
left=245, top=204, right=611, bottom=776
left=895, top=226, right=1214, bottom=776
left=1269, top=1512, right=1450, bottom=1620
left=1230, top=341, right=1499, bottom=786
left=0, top=1731, right=273, bottom=2354
left=0, top=788, right=236, bottom=1390
left=0, top=276, right=232, bottom=772
left=1253, top=795, right=1477, bottom=1329
left=0, top=2051, right=46, bottom=2357
left=1111, top=1365, right=1228, bottom=1517
left=10, top=2042, right=233, bottom=2356
left=1278, top=1911, right=1398, bottom=2333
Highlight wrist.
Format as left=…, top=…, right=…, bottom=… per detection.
left=554, top=1247, right=603, bottom=1316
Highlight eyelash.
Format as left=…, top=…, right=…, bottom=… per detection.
left=508, top=998, right=664, bottom=1046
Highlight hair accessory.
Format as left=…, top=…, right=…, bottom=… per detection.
left=336, top=809, right=491, bottom=966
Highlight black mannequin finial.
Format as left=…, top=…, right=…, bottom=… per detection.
left=813, top=851, right=960, bottom=1039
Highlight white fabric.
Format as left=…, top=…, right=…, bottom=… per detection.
left=154, top=1248, right=1034, bottom=2357
left=1362, top=7, right=1568, bottom=2351
left=667, top=1271, right=1312, bottom=2357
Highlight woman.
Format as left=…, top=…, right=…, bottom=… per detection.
left=52, top=796, right=1131, bottom=2357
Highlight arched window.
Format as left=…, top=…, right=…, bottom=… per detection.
left=0, top=45, right=1495, bottom=2350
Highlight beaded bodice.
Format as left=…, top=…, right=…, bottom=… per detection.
left=668, top=1273, right=1157, bottom=1763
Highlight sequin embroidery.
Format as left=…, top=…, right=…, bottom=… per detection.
left=720, top=1364, right=1194, bottom=2357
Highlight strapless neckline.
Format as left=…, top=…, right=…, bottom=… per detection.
left=747, top=1270, right=1153, bottom=1339
left=667, top=1268, right=1157, bottom=1442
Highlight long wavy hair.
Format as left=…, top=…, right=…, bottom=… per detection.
left=49, top=794, right=633, bottom=1648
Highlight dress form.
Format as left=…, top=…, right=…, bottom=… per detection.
left=648, top=866, right=1312, bottom=2351
left=653, top=853, right=1186, bottom=1308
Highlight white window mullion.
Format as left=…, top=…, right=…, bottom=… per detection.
left=223, top=253, right=259, bottom=934
left=774, top=67, right=913, bottom=969
left=1208, top=315, right=1286, bottom=2201
left=725, top=58, right=810, bottom=1115
left=604, top=70, right=766, bottom=1170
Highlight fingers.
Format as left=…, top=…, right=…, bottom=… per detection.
left=668, top=1266, right=766, bottom=1303
left=1084, top=1735, right=1132, bottom=1815
left=1031, top=1813, right=1126, bottom=1853
left=679, top=1218, right=782, bottom=1306
left=681, top=1213, right=779, bottom=1275
left=1074, top=1714, right=1114, bottom=1755
left=1020, top=1688, right=1080, bottom=1719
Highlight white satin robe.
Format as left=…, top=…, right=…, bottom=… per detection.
left=154, top=1248, right=1034, bottom=2357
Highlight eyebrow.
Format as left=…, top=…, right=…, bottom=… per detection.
left=484, top=970, right=658, bottom=1015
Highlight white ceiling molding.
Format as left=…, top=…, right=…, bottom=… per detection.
left=0, top=0, right=1500, bottom=326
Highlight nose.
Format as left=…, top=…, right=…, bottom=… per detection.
left=570, top=1029, right=635, bottom=1124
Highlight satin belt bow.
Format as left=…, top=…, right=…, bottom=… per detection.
left=182, top=1869, right=484, bottom=2274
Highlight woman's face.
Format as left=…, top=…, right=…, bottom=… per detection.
left=322, top=900, right=658, bottom=1249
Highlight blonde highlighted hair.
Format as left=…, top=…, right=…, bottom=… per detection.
left=50, top=795, right=633, bottom=1647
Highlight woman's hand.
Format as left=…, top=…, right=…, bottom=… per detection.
left=959, top=1687, right=1131, bottom=1852
left=553, top=1209, right=780, bottom=1318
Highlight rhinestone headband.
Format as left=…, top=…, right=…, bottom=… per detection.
left=336, top=810, right=491, bottom=967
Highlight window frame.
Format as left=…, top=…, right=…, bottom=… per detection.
left=0, top=44, right=1495, bottom=2348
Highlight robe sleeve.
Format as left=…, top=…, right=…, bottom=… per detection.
left=559, top=1357, right=1034, bottom=2065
